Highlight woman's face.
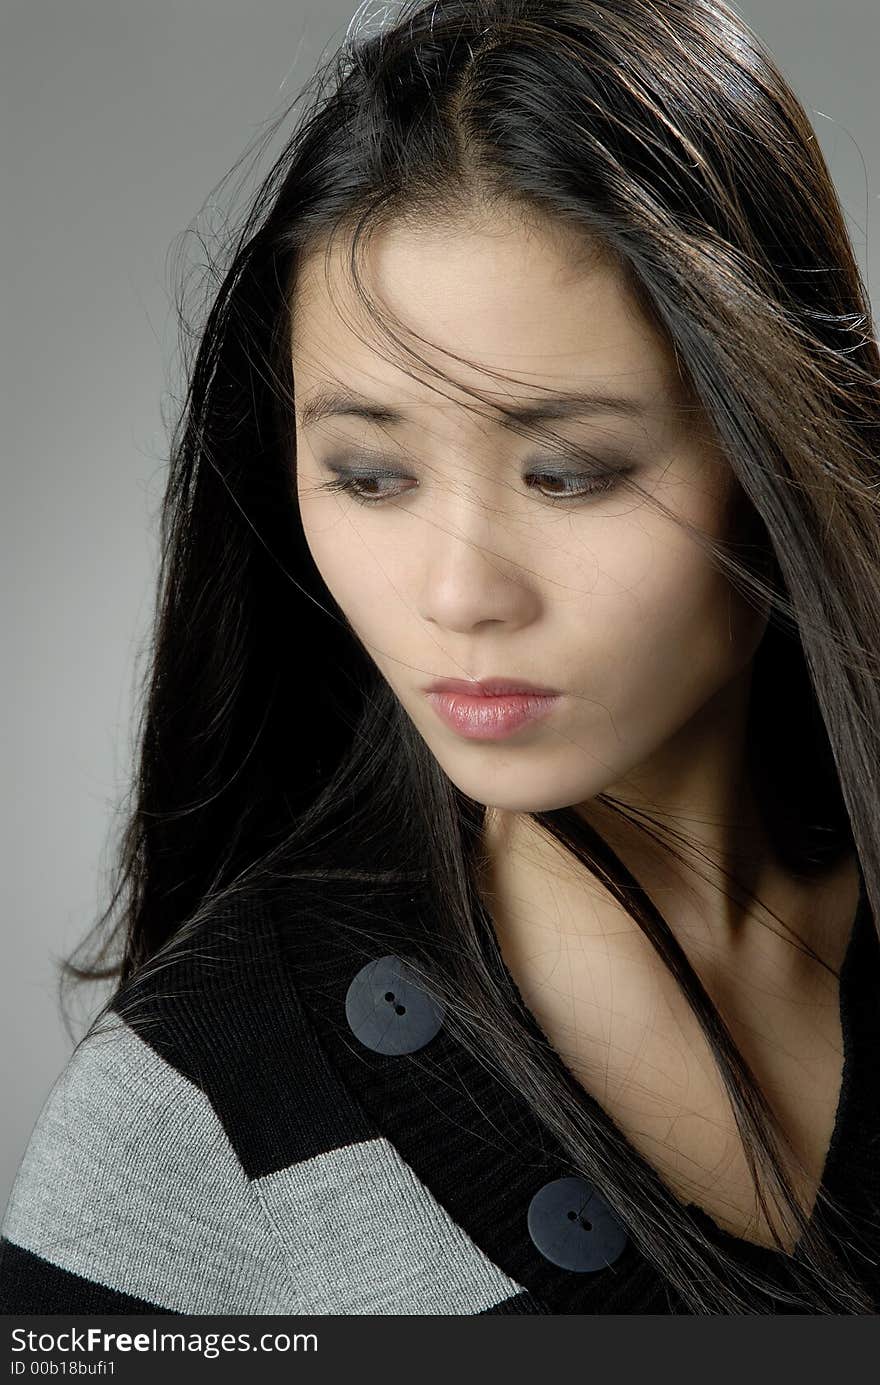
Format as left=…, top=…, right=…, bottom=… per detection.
left=291, top=211, right=768, bottom=817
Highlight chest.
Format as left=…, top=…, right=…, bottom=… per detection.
left=493, top=908, right=846, bottom=1252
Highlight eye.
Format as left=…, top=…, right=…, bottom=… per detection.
left=527, top=469, right=623, bottom=500
left=313, top=457, right=635, bottom=506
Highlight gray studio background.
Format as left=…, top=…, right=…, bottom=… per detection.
left=2, top=1, right=877, bottom=1212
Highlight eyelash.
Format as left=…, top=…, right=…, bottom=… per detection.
left=315, top=460, right=634, bottom=506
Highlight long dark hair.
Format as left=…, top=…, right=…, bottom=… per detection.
left=59, top=0, right=880, bottom=1312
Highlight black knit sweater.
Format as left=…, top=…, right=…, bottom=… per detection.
left=1, top=874, right=878, bottom=1314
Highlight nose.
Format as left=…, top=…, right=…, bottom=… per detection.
left=418, top=513, right=542, bottom=635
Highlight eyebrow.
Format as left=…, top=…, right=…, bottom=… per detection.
left=297, top=385, right=650, bottom=431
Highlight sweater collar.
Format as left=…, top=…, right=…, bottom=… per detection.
left=270, top=865, right=876, bottom=1312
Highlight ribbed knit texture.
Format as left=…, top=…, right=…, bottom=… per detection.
left=1, top=875, right=877, bottom=1314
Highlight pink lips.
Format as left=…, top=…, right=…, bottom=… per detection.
left=423, top=677, right=561, bottom=740
left=426, top=677, right=560, bottom=697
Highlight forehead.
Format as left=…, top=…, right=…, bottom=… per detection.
left=290, top=215, right=680, bottom=416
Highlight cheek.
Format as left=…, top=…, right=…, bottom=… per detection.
left=297, top=492, right=403, bottom=643
left=564, top=505, right=766, bottom=732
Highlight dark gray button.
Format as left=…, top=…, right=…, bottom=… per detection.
left=527, top=1176, right=628, bottom=1272
left=345, top=954, right=446, bottom=1055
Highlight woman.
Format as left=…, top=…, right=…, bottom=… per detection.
left=1, top=0, right=878, bottom=1315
